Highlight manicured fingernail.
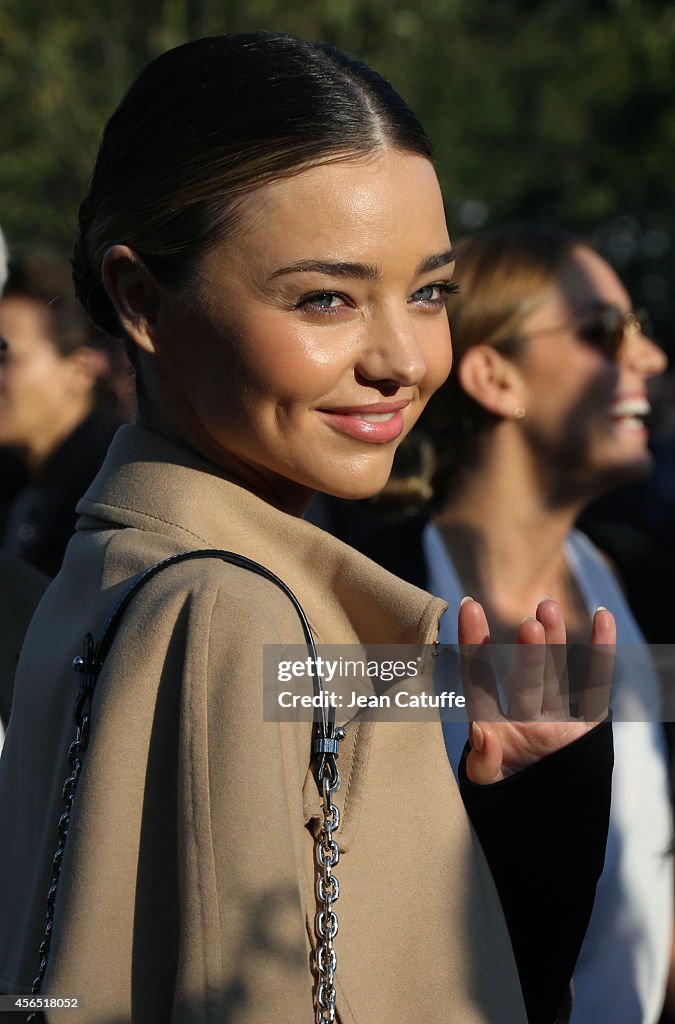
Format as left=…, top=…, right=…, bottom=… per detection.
left=471, top=721, right=484, bottom=752
left=520, top=615, right=536, bottom=624
left=595, top=606, right=608, bottom=613
left=460, top=595, right=474, bottom=606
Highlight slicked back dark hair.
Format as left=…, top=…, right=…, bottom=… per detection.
left=72, top=32, right=434, bottom=340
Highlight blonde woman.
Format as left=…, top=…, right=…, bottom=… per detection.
left=421, top=225, right=670, bottom=1024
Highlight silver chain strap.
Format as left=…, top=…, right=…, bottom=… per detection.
left=314, top=756, right=343, bottom=1024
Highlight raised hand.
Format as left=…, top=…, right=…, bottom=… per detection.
left=458, top=597, right=615, bottom=785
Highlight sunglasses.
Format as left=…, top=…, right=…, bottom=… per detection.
left=511, top=304, right=651, bottom=360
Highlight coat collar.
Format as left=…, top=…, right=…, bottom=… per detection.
left=76, top=425, right=446, bottom=650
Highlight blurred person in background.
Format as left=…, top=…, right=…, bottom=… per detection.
left=0, top=231, right=48, bottom=740
left=311, top=222, right=672, bottom=1023
left=0, top=250, right=128, bottom=577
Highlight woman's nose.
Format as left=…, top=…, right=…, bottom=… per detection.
left=622, top=327, right=668, bottom=379
left=356, top=308, right=428, bottom=389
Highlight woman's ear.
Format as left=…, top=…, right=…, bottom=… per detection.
left=101, top=245, right=162, bottom=356
left=63, top=346, right=109, bottom=399
left=457, top=345, right=525, bottom=419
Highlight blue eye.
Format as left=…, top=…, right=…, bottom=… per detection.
left=296, top=292, right=348, bottom=316
left=414, top=285, right=440, bottom=302
left=410, top=282, right=459, bottom=306
left=305, top=292, right=342, bottom=307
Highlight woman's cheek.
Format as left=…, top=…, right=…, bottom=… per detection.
left=423, top=324, right=454, bottom=398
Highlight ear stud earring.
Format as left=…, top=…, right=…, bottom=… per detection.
left=513, top=407, right=526, bottom=420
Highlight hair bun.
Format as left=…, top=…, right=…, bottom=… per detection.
left=71, top=232, right=121, bottom=338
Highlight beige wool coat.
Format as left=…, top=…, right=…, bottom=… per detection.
left=0, top=425, right=527, bottom=1023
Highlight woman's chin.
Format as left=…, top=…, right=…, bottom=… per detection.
left=313, top=455, right=395, bottom=502
left=322, top=474, right=391, bottom=503
left=589, top=446, right=655, bottom=490
left=324, top=481, right=388, bottom=502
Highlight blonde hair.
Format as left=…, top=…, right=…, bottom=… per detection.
left=422, top=224, right=580, bottom=505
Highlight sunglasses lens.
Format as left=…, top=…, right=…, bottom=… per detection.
left=635, top=308, right=653, bottom=338
left=577, top=307, right=624, bottom=358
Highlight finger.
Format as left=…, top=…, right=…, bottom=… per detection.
left=465, top=722, right=505, bottom=784
left=581, top=607, right=616, bottom=722
left=458, top=597, right=503, bottom=722
left=457, top=595, right=490, bottom=645
left=507, top=616, right=547, bottom=720
left=536, top=598, right=569, bottom=716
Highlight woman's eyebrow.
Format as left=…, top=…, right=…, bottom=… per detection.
left=417, top=249, right=455, bottom=275
left=269, top=259, right=380, bottom=280
left=268, top=249, right=456, bottom=282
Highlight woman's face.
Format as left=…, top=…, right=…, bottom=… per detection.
left=512, top=245, right=666, bottom=491
left=0, top=297, right=86, bottom=459
left=148, top=151, right=454, bottom=512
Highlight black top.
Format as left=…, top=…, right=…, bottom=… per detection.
left=460, top=721, right=613, bottom=1024
left=0, top=409, right=119, bottom=577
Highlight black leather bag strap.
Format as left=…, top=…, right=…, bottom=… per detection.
left=96, top=548, right=318, bottom=670
left=78, top=548, right=334, bottom=744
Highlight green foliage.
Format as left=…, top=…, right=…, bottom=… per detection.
left=1, top=0, right=674, bottom=346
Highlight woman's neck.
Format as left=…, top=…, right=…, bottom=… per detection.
left=24, top=395, right=94, bottom=479
left=134, top=399, right=315, bottom=517
left=434, top=441, right=588, bottom=632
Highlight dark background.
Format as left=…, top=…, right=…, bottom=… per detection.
left=2, top=0, right=674, bottom=352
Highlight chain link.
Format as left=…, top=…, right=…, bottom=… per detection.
left=26, top=636, right=94, bottom=1024
left=314, top=760, right=342, bottom=1024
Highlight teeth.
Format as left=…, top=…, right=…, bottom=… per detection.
left=358, top=412, right=396, bottom=422
left=610, top=398, right=650, bottom=418
left=612, top=416, right=644, bottom=430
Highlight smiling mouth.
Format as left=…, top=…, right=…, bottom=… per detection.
left=317, top=401, right=411, bottom=443
left=609, top=396, right=650, bottom=430
left=356, top=411, right=398, bottom=423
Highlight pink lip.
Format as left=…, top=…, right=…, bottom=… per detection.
left=317, top=400, right=411, bottom=444
left=611, top=390, right=648, bottom=402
